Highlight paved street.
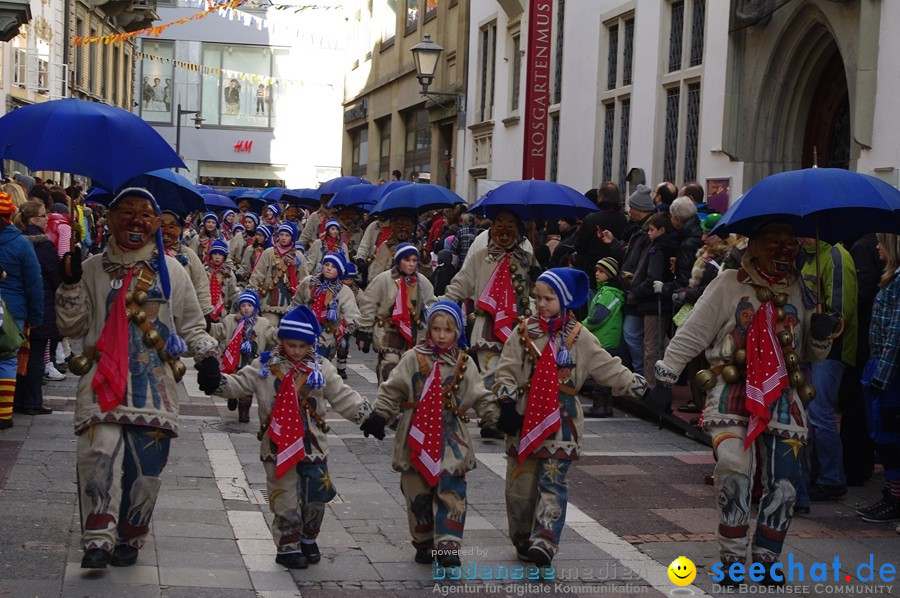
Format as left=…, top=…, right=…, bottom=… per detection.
left=0, top=350, right=896, bottom=598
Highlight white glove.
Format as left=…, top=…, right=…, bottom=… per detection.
left=653, top=280, right=663, bottom=294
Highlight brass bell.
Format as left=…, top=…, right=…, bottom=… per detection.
left=452, top=383, right=460, bottom=392
left=733, top=348, right=747, bottom=366
left=69, top=354, right=93, bottom=376
left=721, top=365, right=741, bottom=384
left=170, top=360, right=187, bottom=382
left=798, top=383, right=816, bottom=403
left=755, top=287, right=774, bottom=303
left=524, top=309, right=533, bottom=317
left=125, top=309, right=132, bottom=320
left=143, top=329, right=162, bottom=348
left=132, top=310, right=147, bottom=325
left=157, top=348, right=169, bottom=362
left=789, top=370, right=805, bottom=388
left=461, top=353, right=469, bottom=361
left=777, top=330, right=793, bottom=347
left=377, top=320, right=385, bottom=328
left=784, top=352, right=800, bottom=371
left=467, top=313, right=476, bottom=324
left=774, top=293, right=788, bottom=307
left=133, top=290, right=148, bottom=306
left=509, top=263, right=518, bottom=274
left=460, top=364, right=467, bottom=373
left=125, top=292, right=133, bottom=305
left=776, top=307, right=785, bottom=322
left=518, top=336, right=526, bottom=345
left=695, top=369, right=717, bottom=391
left=515, top=285, right=525, bottom=295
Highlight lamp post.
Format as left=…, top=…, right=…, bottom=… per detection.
left=410, top=33, right=465, bottom=114
left=175, top=103, right=203, bottom=172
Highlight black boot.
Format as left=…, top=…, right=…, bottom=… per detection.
left=227, top=398, right=237, bottom=411
left=81, top=548, right=111, bottom=569
left=110, top=544, right=139, bottom=567
left=238, top=400, right=251, bottom=423
left=586, top=390, right=613, bottom=418
left=275, top=551, right=309, bottom=569
left=301, top=542, right=321, bottom=564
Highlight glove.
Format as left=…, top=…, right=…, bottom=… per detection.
left=197, top=356, right=222, bottom=394
left=360, top=412, right=387, bottom=440
left=354, top=258, right=370, bottom=288
left=528, top=265, right=543, bottom=283
left=480, top=423, right=504, bottom=440
left=652, top=280, right=664, bottom=294
left=60, top=246, right=83, bottom=285
left=644, top=385, right=673, bottom=415
left=496, top=401, right=523, bottom=436
left=810, top=312, right=840, bottom=341
left=356, top=330, right=372, bottom=353
left=204, top=314, right=213, bottom=333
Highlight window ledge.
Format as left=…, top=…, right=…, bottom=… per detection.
left=468, top=120, right=494, bottom=134
left=502, top=113, right=520, bottom=127
left=381, top=37, right=395, bottom=52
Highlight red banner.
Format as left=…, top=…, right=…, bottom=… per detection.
left=522, top=0, right=553, bottom=180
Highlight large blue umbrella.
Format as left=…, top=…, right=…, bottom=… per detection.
left=317, top=176, right=370, bottom=197
left=0, top=98, right=185, bottom=190
left=227, top=188, right=255, bottom=198
left=282, top=188, right=321, bottom=209
left=83, top=169, right=205, bottom=214
left=371, top=184, right=465, bottom=217
left=328, top=184, right=382, bottom=212
left=469, top=180, right=598, bottom=221
left=709, top=168, right=900, bottom=242
left=258, top=187, right=287, bottom=202
left=202, top=192, right=239, bottom=210
left=374, top=180, right=413, bottom=198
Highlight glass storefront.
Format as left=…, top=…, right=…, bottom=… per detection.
left=139, top=40, right=175, bottom=123
left=197, top=161, right=286, bottom=189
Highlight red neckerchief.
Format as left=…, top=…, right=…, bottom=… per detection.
left=245, top=232, right=255, bottom=247
left=274, top=244, right=299, bottom=295
left=323, top=235, right=340, bottom=253
left=754, top=264, right=787, bottom=285
left=268, top=363, right=311, bottom=479
left=208, top=263, right=224, bottom=319
left=744, top=299, right=789, bottom=448
left=376, top=225, right=393, bottom=250
left=518, top=326, right=562, bottom=463
left=476, top=253, right=517, bottom=343
left=310, top=279, right=338, bottom=323
left=222, top=318, right=246, bottom=374
left=92, top=267, right=136, bottom=412
left=407, top=356, right=444, bottom=487
left=391, top=275, right=417, bottom=345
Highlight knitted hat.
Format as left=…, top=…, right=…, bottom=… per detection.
left=221, top=209, right=235, bottom=223
left=202, top=212, right=220, bottom=227
left=257, top=224, right=273, bottom=239
left=277, top=221, right=298, bottom=242
left=232, top=223, right=245, bottom=234
left=237, top=289, right=259, bottom=311
left=394, top=242, right=419, bottom=265
left=264, top=203, right=281, bottom=217
left=243, top=212, right=260, bottom=227
left=537, top=267, right=590, bottom=310
left=13, top=173, right=34, bottom=194
left=278, top=304, right=321, bottom=343
left=426, top=300, right=467, bottom=348
left=324, top=218, right=341, bottom=231
left=209, top=239, right=229, bottom=257
left=322, top=252, right=351, bottom=279
left=109, top=187, right=187, bottom=357
left=49, top=203, right=70, bottom=215
left=595, top=257, right=619, bottom=278
left=627, top=184, right=654, bottom=213
left=700, top=212, right=723, bottom=233
left=0, top=191, right=14, bottom=215
left=161, top=210, right=184, bottom=227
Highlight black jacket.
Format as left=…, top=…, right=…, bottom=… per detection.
left=665, top=217, right=704, bottom=297
left=23, top=226, right=61, bottom=340
left=574, top=208, right=627, bottom=282
left=629, top=232, right=680, bottom=315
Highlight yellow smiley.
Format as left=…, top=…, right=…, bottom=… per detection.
left=668, top=556, right=697, bottom=586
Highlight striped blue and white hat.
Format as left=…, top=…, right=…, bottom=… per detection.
left=394, top=242, right=419, bottom=265
left=322, top=252, right=351, bottom=279
left=209, top=239, right=229, bottom=257
left=243, top=212, right=260, bottom=228
left=264, top=203, right=281, bottom=217
left=537, top=267, right=589, bottom=310
left=278, top=221, right=298, bottom=242
left=237, top=289, right=259, bottom=311
left=278, top=304, right=321, bottom=343
left=202, top=212, right=220, bottom=227
left=324, top=218, right=341, bottom=231
left=426, top=300, right=467, bottom=348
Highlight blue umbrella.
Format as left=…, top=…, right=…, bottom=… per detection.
left=0, top=98, right=185, bottom=191
left=282, top=188, right=321, bottom=209
left=469, top=180, right=598, bottom=221
left=329, top=184, right=382, bottom=212
left=195, top=184, right=215, bottom=194
left=374, top=180, right=413, bottom=198
left=708, top=168, right=900, bottom=243
left=202, top=193, right=239, bottom=210
left=83, top=169, right=204, bottom=214
left=371, top=184, right=464, bottom=216
left=258, top=187, right=287, bottom=202
left=227, top=188, right=255, bottom=198
left=317, top=176, right=371, bottom=197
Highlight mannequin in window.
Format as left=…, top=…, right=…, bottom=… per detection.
left=225, top=79, right=241, bottom=116
left=256, top=84, right=266, bottom=115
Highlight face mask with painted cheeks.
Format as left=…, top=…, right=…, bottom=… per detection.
left=160, top=214, right=182, bottom=250
left=109, top=197, right=160, bottom=251
left=392, top=216, right=415, bottom=242
left=490, top=211, right=520, bottom=249
left=749, top=224, right=799, bottom=280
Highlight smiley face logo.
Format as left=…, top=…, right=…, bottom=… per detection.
left=668, top=556, right=696, bottom=586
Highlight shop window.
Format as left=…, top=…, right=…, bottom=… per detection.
left=140, top=39, right=175, bottom=123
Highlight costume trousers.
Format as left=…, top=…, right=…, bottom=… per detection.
left=711, top=424, right=801, bottom=564
left=263, top=460, right=336, bottom=553
left=474, top=350, right=502, bottom=393
left=505, top=455, right=571, bottom=557
left=77, top=423, right=171, bottom=552
left=400, top=470, right=467, bottom=552
left=0, top=356, right=16, bottom=422
left=375, top=351, right=401, bottom=385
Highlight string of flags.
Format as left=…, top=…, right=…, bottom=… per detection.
left=72, top=0, right=246, bottom=46
left=207, top=0, right=342, bottom=47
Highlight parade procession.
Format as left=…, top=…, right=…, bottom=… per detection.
left=1, top=0, right=900, bottom=596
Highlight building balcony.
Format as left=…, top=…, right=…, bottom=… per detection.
left=82, top=0, right=160, bottom=32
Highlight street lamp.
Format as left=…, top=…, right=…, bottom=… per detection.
left=175, top=103, right=203, bottom=172
left=411, top=33, right=464, bottom=113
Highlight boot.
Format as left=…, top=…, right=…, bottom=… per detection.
left=586, top=390, right=613, bottom=418
left=227, top=398, right=237, bottom=411
left=238, top=399, right=251, bottom=423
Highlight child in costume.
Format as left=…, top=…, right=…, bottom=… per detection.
left=248, top=222, right=310, bottom=326
left=581, top=257, right=625, bottom=417
left=306, top=219, right=349, bottom=273
left=493, top=267, right=647, bottom=566
left=189, top=212, right=224, bottom=263
left=289, top=252, right=360, bottom=378
left=209, top=290, right=275, bottom=422
left=205, top=239, right=237, bottom=322
left=362, top=301, right=498, bottom=567
left=198, top=304, right=375, bottom=569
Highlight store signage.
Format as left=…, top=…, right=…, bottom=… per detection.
left=234, top=140, right=253, bottom=153
left=521, top=0, right=552, bottom=180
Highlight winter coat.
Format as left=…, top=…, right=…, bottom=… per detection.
left=357, top=268, right=435, bottom=354
left=0, top=223, right=43, bottom=326
left=799, top=241, right=858, bottom=367
left=372, top=345, right=499, bottom=475
left=290, top=275, right=361, bottom=351
left=582, top=282, right=625, bottom=349
left=46, top=213, right=72, bottom=257
left=629, top=232, right=680, bottom=315
left=247, top=246, right=310, bottom=316
left=171, top=243, right=212, bottom=316
left=668, top=217, right=704, bottom=295
left=574, top=208, right=627, bottom=282
left=22, top=226, right=61, bottom=340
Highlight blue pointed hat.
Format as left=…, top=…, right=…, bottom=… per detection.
left=237, top=289, right=260, bottom=311
left=243, top=212, right=260, bottom=228
left=265, top=203, right=281, bottom=217
left=209, top=239, right=229, bottom=257
left=537, top=267, right=590, bottom=310
left=394, top=242, right=419, bottom=265
left=202, top=212, right=220, bottom=227
left=426, top=300, right=467, bottom=348
left=322, top=252, right=351, bottom=279
left=277, top=221, right=298, bottom=242
left=278, top=304, right=321, bottom=343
